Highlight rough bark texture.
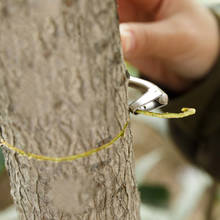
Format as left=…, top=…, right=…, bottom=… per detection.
left=0, top=0, right=140, bottom=219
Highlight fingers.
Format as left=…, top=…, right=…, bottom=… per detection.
left=117, top=0, right=163, bottom=22
left=129, top=0, right=163, bottom=13
left=120, top=20, right=190, bottom=60
left=127, top=58, right=192, bottom=91
left=117, top=0, right=138, bottom=22
left=120, top=22, right=167, bottom=59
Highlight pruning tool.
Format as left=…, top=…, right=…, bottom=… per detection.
left=128, top=74, right=168, bottom=114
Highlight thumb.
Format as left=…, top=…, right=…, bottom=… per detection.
left=120, top=21, right=180, bottom=60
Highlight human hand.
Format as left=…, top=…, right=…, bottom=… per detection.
left=118, top=0, right=219, bottom=91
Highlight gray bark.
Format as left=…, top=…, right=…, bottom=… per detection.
left=0, top=0, right=140, bottom=219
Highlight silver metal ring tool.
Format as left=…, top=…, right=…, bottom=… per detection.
left=128, top=75, right=168, bottom=114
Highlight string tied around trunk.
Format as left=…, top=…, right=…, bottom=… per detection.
left=0, top=108, right=195, bottom=162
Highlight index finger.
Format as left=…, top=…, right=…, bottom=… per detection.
left=117, top=0, right=163, bottom=22
left=117, top=0, right=139, bottom=22
left=132, top=0, right=163, bottom=13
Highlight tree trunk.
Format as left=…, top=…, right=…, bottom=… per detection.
left=0, top=0, right=140, bottom=219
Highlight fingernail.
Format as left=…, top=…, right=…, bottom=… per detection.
left=120, top=25, right=135, bottom=54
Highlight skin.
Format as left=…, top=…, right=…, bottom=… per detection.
left=117, top=0, right=219, bottom=91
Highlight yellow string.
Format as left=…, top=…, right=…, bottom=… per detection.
left=0, top=107, right=195, bottom=162
left=0, top=121, right=129, bottom=162
left=136, top=108, right=196, bottom=119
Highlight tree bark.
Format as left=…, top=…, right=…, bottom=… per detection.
left=0, top=0, right=140, bottom=219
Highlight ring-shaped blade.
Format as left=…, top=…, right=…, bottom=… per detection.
left=128, top=76, right=168, bottom=113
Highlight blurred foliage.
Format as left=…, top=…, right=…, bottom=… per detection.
left=125, top=62, right=140, bottom=77
left=138, top=184, right=170, bottom=208
left=0, top=148, right=5, bottom=175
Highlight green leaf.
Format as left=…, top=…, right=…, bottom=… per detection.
left=125, top=62, right=139, bottom=77
left=0, top=148, right=5, bottom=175
left=138, top=184, right=170, bottom=208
